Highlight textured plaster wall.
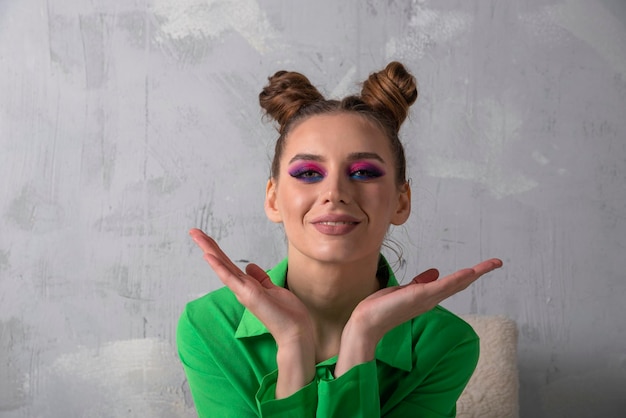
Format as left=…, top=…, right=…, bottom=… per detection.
left=1, top=0, right=625, bottom=417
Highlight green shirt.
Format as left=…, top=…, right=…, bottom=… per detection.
left=177, top=257, right=479, bottom=417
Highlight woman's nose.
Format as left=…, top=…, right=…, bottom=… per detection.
left=320, top=172, right=351, bottom=204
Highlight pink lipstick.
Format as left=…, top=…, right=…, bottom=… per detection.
left=310, top=214, right=361, bottom=236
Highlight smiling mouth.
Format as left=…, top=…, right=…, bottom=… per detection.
left=311, top=220, right=360, bottom=236
left=316, top=221, right=359, bottom=226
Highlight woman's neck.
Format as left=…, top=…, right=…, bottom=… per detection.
left=284, top=249, right=382, bottom=361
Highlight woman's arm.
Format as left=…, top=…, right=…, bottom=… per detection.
left=178, top=288, right=319, bottom=418
left=274, top=336, right=316, bottom=398
left=335, top=259, right=500, bottom=376
left=313, top=335, right=479, bottom=418
left=190, top=229, right=316, bottom=399
left=382, top=336, right=480, bottom=418
left=322, top=260, right=500, bottom=417
left=177, top=307, right=259, bottom=417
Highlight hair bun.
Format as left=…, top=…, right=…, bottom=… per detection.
left=259, top=71, right=325, bottom=134
left=360, top=61, right=418, bottom=132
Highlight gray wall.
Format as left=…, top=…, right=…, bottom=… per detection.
left=1, top=0, right=625, bottom=417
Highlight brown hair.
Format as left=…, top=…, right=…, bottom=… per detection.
left=259, top=61, right=418, bottom=186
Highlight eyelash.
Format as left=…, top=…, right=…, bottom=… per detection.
left=288, top=163, right=385, bottom=183
left=289, top=165, right=325, bottom=183
left=349, top=164, right=385, bottom=180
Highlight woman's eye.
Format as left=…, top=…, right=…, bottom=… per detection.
left=350, top=168, right=384, bottom=180
left=290, top=169, right=324, bottom=183
left=300, top=170, right=320, bottom=177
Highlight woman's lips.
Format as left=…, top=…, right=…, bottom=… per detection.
left=310, top=215, right=361, bottom=236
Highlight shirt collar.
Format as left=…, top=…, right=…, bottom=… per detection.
left=234, top=256, right=413, bottom=372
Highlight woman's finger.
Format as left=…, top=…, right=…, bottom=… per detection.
left=435, top=258, right=503, bottom=297
left=411, top=268, right=439, bottom=284
left=189, top=228, right=217, bottom=253
left=245, top=263, right=275, bottom=289
left=471, top=258, right=503, bottom=275
left=190, top=229, right=244, bottom=278
left=203, top=253, right=248, bottom=290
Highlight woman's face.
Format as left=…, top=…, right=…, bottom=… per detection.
left=265, top=112, right=411, bottom=265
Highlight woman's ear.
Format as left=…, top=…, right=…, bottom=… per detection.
left=264, top=178, right=283, bottom=223
left=391, top=182, right=411, bottom=225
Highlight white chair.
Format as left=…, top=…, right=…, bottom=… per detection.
left=457, top=315, right=520, bottom=418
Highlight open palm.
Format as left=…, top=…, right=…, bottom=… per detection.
left=350, top=259, right=502, bottom=342
left=189, top=229, right=314, bottom=345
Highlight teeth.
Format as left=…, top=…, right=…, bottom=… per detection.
left=318, top=221, right=356, bottom=226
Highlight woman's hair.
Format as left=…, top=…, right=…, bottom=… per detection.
left=259, top=61, right=418, bottom=186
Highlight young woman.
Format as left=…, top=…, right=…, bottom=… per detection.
left=177, top=62, right=502, bottom=417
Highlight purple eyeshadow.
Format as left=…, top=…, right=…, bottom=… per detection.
left=349, top=162, right=385, bottom=180
left=288, top=162, right=326, bottom=183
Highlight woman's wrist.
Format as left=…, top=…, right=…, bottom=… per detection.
left=275, top=339, right=316, bottom=399
left=334, top=319, right=379, bottom=378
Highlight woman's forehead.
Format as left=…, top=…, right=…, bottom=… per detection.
left=281, top=113, right=392, bottom=161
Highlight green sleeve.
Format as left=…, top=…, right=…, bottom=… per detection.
left=316, top=336, right=478, bottom=418
left=255, top=369, right=318, bottom=417
left=255, top=362, right=380, bottom=418
left=178, top=305, right=321, bottom=417
left=384, top=337, right=480, bottom=417
left=317, top=360, right=380, bottom=417
left=177, top=308, right=258, bottom=418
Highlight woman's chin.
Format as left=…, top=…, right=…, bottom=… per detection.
left=291, top=244, right=378, bottom=265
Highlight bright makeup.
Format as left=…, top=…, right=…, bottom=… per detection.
left=288, top=162, right=327, bottom=183
left=347, top=161, right=386, bottom=181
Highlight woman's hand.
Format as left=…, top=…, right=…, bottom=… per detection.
left=188, top=229, right=316, bottom=398
left=335, top=258, right=503, bottom=377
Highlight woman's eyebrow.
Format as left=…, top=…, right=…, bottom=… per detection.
left=288, top=152, right=385, bottom=164
left=288, top=153, right=324, bottom=164
left=347, top=152, right=385, bottom=163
